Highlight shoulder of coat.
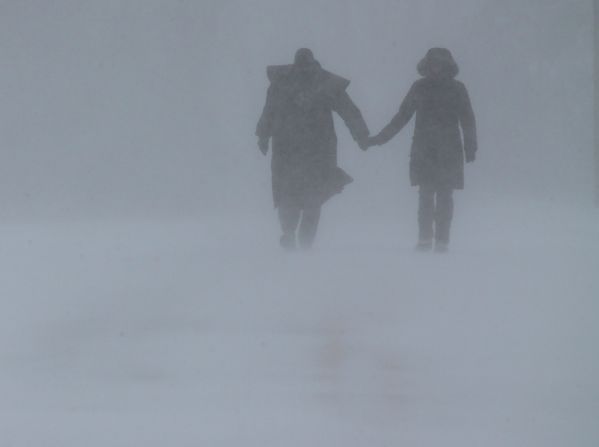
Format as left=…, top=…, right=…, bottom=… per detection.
left=409, top=78, right=427, bottom=95
left=413, top=77, right=433, bottom=91
left=453, top=79, right=467, bottom=90
left=319, top=70, right=351, bottom=95
left=266, top=65, right=294, bottom=83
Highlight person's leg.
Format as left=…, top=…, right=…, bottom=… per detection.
left=417, top=185, right=435, bottom=250
left=298, top=205, right=321, bottom=249
left=434, top=188, right=454, bottom=251
left=278, top=205, right=301, bottom=249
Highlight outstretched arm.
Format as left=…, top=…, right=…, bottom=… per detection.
left=458, top=83, right=477, bottom=162
left=333, top=90, right=370, bottom=149
left=370, top=83, right=418, bottom=146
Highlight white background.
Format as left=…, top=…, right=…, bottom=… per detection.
left=0, top=1, right=597, bottom=446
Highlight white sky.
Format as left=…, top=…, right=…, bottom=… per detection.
left=0, top=0, right=593, bottom=219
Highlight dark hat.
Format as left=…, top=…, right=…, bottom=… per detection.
left=294, top=48, right=317, bottom=66
left=417, top=48, right=459, bottom=78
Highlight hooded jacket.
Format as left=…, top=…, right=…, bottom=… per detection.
left=373, top=48, right=477, bottom=189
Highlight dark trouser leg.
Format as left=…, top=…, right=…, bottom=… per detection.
left=278, top=205, right=301, bottom=248
left=418, top=185, right=435, bottom=242
left=435, top=188, right=454, bottom=244
left=298, top=205, right=321, bottom=249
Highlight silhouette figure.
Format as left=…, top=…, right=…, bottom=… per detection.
left=256, top=48, right=369, bottom=249
left=368, top=48, right=477, bottom=252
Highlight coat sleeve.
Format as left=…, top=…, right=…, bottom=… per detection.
left=256, top=84, right=276, bottom=139
left=458, top=83, right=477, bottom=157
left=333, top=90, right=370, bottom=144
left=372, top=82, right=418, bottom=145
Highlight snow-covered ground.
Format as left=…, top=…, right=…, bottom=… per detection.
left=1, top=197, right=598, bottom=446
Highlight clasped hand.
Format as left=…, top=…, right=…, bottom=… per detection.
left=358, top=135, right=382, bottom=151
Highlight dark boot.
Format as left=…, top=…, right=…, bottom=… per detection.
left=434, top=241, right=449, bottom=253
left=298, top=205, right=321, bottom=249
left=417, top=186, right=435, bottom=249
left=278, top=205, right=300, bottom=250
left=280, top=233, right=296, bottom=250
left=434, top=189, right=454, bottom=252
left=415, top=239, right=433, bottom=252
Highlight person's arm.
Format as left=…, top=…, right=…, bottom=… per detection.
left=458, top=83, right=477, bottom=162
left=333, top=90, right=370, bottom=149
left=370, top=82, right=418, bottom=146
left=255, top=84, right=276, bottom=154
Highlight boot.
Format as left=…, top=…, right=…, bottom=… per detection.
left=434, top=240, right=449, bottom=253
left=415, top=239, right=433, bottom=252
left=280, top=232, right=296, bottom=251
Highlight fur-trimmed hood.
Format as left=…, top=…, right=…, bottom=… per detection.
left=417, top=48, right=459, bottom=79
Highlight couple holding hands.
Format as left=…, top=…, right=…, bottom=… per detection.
left=256, top=47, right=477, bottom=252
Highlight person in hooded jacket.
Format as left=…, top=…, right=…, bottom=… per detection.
left=256, top=48, right=370, bottom=250
left=367, top=48, right=477, bottom=252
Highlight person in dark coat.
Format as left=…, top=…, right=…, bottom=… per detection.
left=367, top=48, right=477, bottom=252
left=256, top=48, right=370, bottom=250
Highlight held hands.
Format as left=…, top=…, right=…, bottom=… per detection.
left=261, top=134, right=388, bottom=153
left=358, top=137, right=369, bottom=151
left=258, top=137, right=269, bottom=155
left=359, top=135, right=382, bottom=151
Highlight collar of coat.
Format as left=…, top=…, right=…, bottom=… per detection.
left=266, top=64, right=351, bottom=96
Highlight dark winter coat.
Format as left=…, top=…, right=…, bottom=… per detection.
left=373, top=50, right=477, bottom=190
left=256, top=64, right=369, bottom=208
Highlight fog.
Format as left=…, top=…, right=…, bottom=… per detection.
left=0, top=0, right=593, bottom=219
left=0, top=1, right=598, bottom=446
